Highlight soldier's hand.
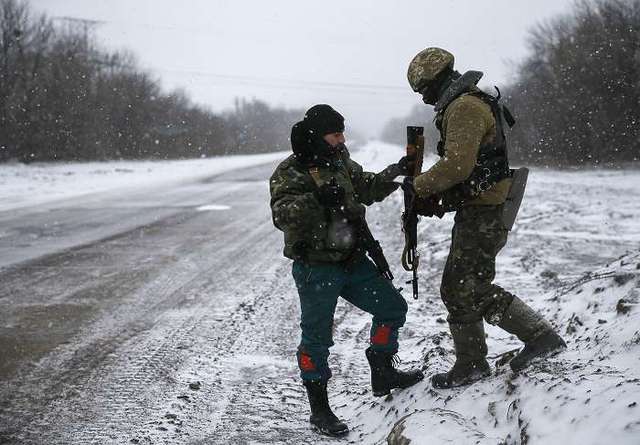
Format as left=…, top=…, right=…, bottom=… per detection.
left=412, top=194, right=444, bottom=218
left=315, top=177, right=345, bottom=208
left=401, top=176, right=415, bottom=194
left=397, top=153, right=417, bottom=176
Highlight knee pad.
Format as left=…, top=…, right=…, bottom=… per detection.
left=297, top=350, right=316, bottom=372
left=297, top=347, right=332, bottom=381
left=371, top=325, right=392, bottom=346
left=370, top=324, right=399, bottom=351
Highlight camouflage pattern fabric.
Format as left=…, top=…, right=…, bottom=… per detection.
left=407, top=47, right=455, bottom=92
left=440, top=204, right=515, bottom=324
left=413, top=93, right=511, bottom=207
left=270, top=148, right=399, bottom=263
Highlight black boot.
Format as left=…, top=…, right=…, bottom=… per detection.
left=497, top=297, right=567, bottom=372
left=431, top=321, right=491, bottom=389
left=303, top=380, right=349, bottom=437
left=365, top=347, right=424, bottom=397
left=509, top=330, right=567, bottom=372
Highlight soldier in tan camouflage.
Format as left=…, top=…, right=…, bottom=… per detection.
left=406, top=47, right=566, bottom=388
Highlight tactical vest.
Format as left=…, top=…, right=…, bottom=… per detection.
left=435, top=89, right=516, bottom=209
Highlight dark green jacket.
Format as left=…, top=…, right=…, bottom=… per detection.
left=270, top=148, right=399, bottom=263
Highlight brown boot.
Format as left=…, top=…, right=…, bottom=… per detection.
left=431, top=321, right=491, bottom=389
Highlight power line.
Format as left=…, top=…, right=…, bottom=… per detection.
left=52, top=16, right=105, bottom=37
left=52, top=16, right=105, bottom=26
left=73, top=17, right=218, bottom=33
left=157, top=68, right=410, bottom=95
left=50, top=16, right=411, bottom=96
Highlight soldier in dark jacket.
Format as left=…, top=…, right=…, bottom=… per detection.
left=406, top=48, right=566, bottom=389
left=270, top=104, right=423, bottom=437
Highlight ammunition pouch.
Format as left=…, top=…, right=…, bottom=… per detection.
left=441, top=149, right=512, bottom=212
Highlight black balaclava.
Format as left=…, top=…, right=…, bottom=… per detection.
left=290, top=104, right=345, bottom=166
left=422, top=66, right=462, bottom=105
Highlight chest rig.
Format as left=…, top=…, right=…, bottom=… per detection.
left=305, top=148, right=393, bottom=280
left=435, top=88, right=516, bottom=207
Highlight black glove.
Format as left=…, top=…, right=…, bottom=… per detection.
left=412, top=194, right=444, bottom=218
left=315, top=177, right=345, bottom=208
left=401, top=176, right=415, bottom=194
left=397, top=153, right=417, bottom=176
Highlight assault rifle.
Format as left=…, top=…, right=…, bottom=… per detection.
left=401, top=126, right=425, bottom=299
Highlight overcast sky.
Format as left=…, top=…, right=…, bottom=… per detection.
left=31, top=0, right=575, bottom=136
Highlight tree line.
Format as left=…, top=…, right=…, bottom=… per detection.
left=0, top=0, right=301, bottom=163
left=383, top=0, right=640, bottom=167
left=506, top=0, right=640, bottom=167
left=380, top=104, right=439, bottom=153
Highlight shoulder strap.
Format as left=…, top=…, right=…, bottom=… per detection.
left=308, top=167, right=323, bottom=187
left=308, top=150, right=357, bottom=187
left=469, top=89, right=510, bottom=149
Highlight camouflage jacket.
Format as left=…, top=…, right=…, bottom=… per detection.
left=413, top=92, right=511, bottom=207
left=270, top=147, right=399, bottom=263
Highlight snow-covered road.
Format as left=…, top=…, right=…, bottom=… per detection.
left=0, top=152, right=286, bottom=269
left=1, top=143, right=639, bottom=444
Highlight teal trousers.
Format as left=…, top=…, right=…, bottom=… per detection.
left=292, top=256, right=408, bottom=382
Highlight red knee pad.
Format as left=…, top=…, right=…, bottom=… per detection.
left=298, top=351, right=316, bottom=371
left=371, top=325, right=392, bottom=346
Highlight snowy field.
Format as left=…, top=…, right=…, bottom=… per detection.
left=1, top=142, right=639, bottom=444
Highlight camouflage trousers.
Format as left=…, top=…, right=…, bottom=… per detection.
left=440, top=205, right=515, bottom=324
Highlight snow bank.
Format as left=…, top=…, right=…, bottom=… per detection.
left=0, top=151, right=286, bottom=212
left=385, top=252, right=640, bottom=445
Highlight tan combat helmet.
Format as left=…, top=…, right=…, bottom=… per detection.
left=407, top=47, right=455, bottom=92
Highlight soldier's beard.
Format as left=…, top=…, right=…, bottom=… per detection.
left=307, top=141, right=345, bottom=167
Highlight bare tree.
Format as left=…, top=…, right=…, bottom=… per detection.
left=0, top=0, right=302, bottom=163
left=380, top=103, right=440, bottom=150
left=506, top=0, right=640, bottom=167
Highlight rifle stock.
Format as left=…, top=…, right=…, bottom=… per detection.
left=357, top=218, right=393, bottom=281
